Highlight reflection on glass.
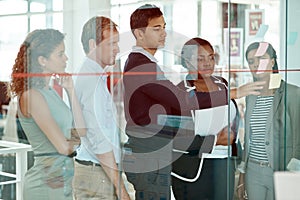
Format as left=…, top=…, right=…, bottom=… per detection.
left=53, top=0, right=63, bottom=11
left=0, top=16, right=27, bottom=81
left=0, top=0, right=298, bottom=199
left=0, top=0, right=27, bottom=15
left=30, top=2, right=46, bottom=12
left=111, top=0, right=139, bottom=5
left=53, top=13, right=63, bottom=31
left=30, top=14, right=46, bottom=31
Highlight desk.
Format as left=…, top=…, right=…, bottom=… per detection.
left=0, top=119, right=6, bottom=139
left=0, top=140, right=32, bottom=200
left=274, top=171, right=300, bottom=200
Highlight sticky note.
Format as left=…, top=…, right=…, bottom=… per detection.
left=255, top=24, right=269, bottom=39
left=269, top=74, right=282, bottom=89
left=255, top=42, right=269, bottom=57
left=256, top=58, right=269, bottom=74
left=287, top=32, right=298, bottom=46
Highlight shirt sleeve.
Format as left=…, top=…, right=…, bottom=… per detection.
left=76, top=76, right=113, bottom=155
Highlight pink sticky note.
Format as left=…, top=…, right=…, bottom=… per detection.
left=255, top=42, right=269, bottom=57
left=256, top=59, right=269, bottom=74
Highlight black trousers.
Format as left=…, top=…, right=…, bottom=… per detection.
left=172, top=158, right=236, bottom=200
left=123, top=135, right=173, bottom=200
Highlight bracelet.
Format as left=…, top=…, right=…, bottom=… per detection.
left=237, top=184, right=244, bottom=189
left=67, top=150, right=77, bottom=158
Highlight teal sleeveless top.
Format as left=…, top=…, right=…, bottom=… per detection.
left=18, top=87, right=72, bottom=154
left=18, top=87, right=74, bottom=200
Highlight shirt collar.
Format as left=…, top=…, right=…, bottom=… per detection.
left=83, top=57, right=108, bottom=81
left=132, top=46, right=158, bottom=63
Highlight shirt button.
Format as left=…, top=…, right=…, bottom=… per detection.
left=265, top=141, right=270, bottom=145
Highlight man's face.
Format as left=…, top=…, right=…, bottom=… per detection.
left=95, top=29, right=120, bottom=67
left=140, top=15, right=166, bottom=50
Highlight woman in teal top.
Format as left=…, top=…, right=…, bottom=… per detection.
left=9, top=29, right=86, bottom=200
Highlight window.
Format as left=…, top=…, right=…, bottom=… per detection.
left=0, top=0, right=63, bottom=81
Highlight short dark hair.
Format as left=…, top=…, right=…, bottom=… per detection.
left=81, top=16, right=118, bottom=54
left=245, top=42, right=278, bottom=73
left=130, top=4, right=163, bottom=37
left=181, top=37, right=214, bottom=69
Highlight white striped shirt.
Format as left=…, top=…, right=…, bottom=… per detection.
left=249, top=96, right=274, bottom=161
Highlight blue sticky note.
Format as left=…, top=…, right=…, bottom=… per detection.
left=287, top=32, right=298, bottom=45
left=255, top=24, right=269, bottom=39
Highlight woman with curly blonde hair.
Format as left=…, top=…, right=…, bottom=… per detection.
left=10, top=29, right=85, bottom=200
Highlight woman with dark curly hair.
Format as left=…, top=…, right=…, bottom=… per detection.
left=10, top=29, right=85, bottom=200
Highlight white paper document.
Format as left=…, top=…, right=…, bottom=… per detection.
left=205, top=145, right=231, bottom=159
left=193, top=101, right=236, bottom=136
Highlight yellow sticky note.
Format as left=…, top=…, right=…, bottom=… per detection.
left=269, top=74, right=282, bottom=89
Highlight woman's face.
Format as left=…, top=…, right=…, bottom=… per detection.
left=42, top=41, right=68, bottom=73
left=247, top=48, right=274, bottom=81
left=196, top=45, right=215, bottom=78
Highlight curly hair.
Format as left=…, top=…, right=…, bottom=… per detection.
left=10, top=29, right=65, bottom=98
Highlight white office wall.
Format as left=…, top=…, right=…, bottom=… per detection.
left=200, top=0, right=222, bottom=46
left=63, top=0, right=111, bottom=74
